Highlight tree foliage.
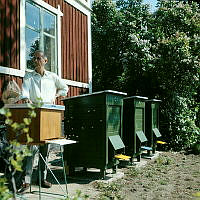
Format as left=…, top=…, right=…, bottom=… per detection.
left=92, top=0, right=124, bottom=90
left=92, top=0, right=200, bottom=150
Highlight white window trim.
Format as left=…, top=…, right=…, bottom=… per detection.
left=0, top=0, right=91, bottom=91
left=88, top=12, right=92, bottom=93
left=28, top=0, right=63, bottom=15
left=0, top=0, right=62, bottom=78
left=64, top=0, right=92, bottom=15
left=21, top=0, right=63, bottom=75
left=0, top=66, right=25, bottom=77
left=64, top=79, right=89, bottom=88
left=57, top=5, right=62, bottom=78
left=20, top=0, right=26, bottom=73
left=0, top=0, right=26, bottom=77
left=76, top=0, right=91, bottom=11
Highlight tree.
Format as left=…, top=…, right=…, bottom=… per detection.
left=92, top=0, right=200, bottom=150
left=92, top=0, right=124, bottom=91
left=151, top=1, right=200, bottom=149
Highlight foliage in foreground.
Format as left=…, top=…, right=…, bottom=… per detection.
left=0, top=104, right=37, bottom=199
left=0, top=178, right=12, bottom=200
left=65, top=190, right=89, bottom=200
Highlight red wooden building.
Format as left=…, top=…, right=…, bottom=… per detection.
left=0, top=0, right=92, bottom=104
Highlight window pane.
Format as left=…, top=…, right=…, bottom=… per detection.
left=43, top=11, right=56, bottom=36
left=25, top=0, right=58, bottom=73
left=26, top=28, right=40, bottom=70
left=44, top=35, right=56, bottom=73
left=26, top=2, right=40, bottom=30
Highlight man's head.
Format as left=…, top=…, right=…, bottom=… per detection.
left=33, top=50, right=48, bottom=69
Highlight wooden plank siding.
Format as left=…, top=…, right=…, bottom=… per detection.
left=44, top=0, right=89, bottom=84
left=0, top=0, right=20, bottom=69
left=0, top=0, right=90, bottom=102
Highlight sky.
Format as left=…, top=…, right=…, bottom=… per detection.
left=142, top=0, right=158, bottom=12
left=91, top=0, right=158, bottom=13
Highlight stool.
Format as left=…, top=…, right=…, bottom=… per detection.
left=31, top=139, right=76, bottom=199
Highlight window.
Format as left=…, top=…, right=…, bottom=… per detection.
left=25, top=1, right=57, bottom=73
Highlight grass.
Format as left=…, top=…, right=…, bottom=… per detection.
left=93, top=181, right=124, bottom=200
left=159, top=180, right=168, bottom=185
left=154, top=155, right=173, bottom=166
left=126, top=167, right=140, bottom=177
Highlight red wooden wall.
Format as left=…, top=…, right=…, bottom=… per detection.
left=44, top=0, right=89, bottom=84
left=0, top=0, right=20, bottom=69
left=0, top=0, right=89, bottom=102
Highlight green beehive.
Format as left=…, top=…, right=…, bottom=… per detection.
left=62, top=90, right=126, bottom=178
left=123, top=96, right=148, bottom=162
left=145, top=99, right=162, bottom=154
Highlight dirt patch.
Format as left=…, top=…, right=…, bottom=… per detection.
left=19, top=150, right=200, bottom=200
left=83, top=152, right=200, bottom=200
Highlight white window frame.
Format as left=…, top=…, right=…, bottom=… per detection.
left=0, top=0, right=91, bottom=91
left=0, top=0, right=62, bottom=78
left=0, top=0, right=26, bottom=77
left=65, top=0, right=92, bottom=13
left=21, top=0, right=63, bottom=77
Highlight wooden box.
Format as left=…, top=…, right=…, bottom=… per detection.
left=5, top=104, right=65, bottom=144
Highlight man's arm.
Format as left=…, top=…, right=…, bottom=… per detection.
left=20, top=74, right=32, bottom=103
left=55, top=75, right=69, bottom=97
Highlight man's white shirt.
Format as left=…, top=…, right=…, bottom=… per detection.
left=21, top=70, right=68, bottom=104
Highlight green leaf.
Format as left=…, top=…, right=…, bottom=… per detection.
left=28, top=110, right=36, bottom=118
left=5, top=111, right=12, bottom=118
left=10, top=158, right=22, bottom=171
left=5, top=119, right=13, bottom=125
left=23, top=118, right=31, bottom=125
left=11, top=122, right=18, bottom=130
left=23, top=127, right=29, bottom=133
left=0, top=108, right=7, bottom=115
left=26, top=134, right=33, bottom=143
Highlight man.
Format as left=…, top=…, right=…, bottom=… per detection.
left=18, top=50, right=68, bottom=192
